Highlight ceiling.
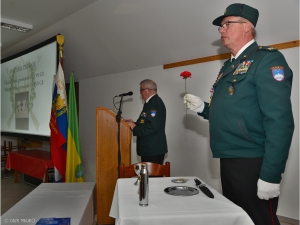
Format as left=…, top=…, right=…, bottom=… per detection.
left=1, top=0, right=299, bottom=82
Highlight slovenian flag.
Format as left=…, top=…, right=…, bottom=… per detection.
left=49, top=62, right=68, bottom=182
left=65, top=73, right=84, bottom=182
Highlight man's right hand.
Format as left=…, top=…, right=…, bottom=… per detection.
left=183, top=94, right=204, bottom=112
left=124, top=119, right=136, bottom=130
left=124, top=119, right=134, bottom=123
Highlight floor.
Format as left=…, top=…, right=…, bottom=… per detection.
left=279, top=216, right=300, bottom=225
left=1, top=168, right=36, bottom=215
left=1, top=168, right=299, bottom=225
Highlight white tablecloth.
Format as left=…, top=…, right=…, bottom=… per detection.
left=1, top=182, right=95, bottom=225
left=110, top=177, right=254, bottom=225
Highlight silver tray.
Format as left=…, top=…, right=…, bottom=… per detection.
left=164, top=186, right=199, bottom=196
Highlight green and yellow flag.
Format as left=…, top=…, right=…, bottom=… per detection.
left=65, top=73, right=84, bottom=182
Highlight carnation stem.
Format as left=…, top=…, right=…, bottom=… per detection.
left=185, top=79, right=187, bottom=119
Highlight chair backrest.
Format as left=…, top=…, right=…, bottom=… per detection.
left=8, top=141, right=25, bottom=151
left=119, top=161, right=170, bottom=178
left=1, top=141, right=8, bottom=162
left=1, top=140, right=7, bottom=153
left=1, top=141, right=12, bottom=163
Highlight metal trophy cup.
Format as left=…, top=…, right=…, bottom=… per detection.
left=134, top=164, right=140, bottom=186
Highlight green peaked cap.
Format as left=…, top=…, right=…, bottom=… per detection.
left=213, top=3, right=259, bottom=27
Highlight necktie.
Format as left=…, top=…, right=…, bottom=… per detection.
left=231, top=58, right=235, bottom=63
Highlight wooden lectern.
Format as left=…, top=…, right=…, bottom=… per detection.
left=96, top=107, right=131, bottom=224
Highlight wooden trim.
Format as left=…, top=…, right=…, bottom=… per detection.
left=163, top=40, right=299, bottom=69
left=272, top=40, right=299, bottom=50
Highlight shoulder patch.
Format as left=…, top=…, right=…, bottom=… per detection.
left=150, top=110, right=157, bottom=117
left=258, top=46, right=278, bottom=51
left=271, top=66, right=285, bottom=82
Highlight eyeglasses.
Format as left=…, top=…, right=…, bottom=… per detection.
left=140, top=88, right=152, bottom=92
left=218, top=21, right=246, bottom=31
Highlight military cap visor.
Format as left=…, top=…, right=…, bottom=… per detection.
left=213, top=3, right=259, bottom=27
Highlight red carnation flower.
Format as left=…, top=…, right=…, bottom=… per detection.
left=180, top=71, right=192, bottom=79
left=180, top=71, right=192, bottom=118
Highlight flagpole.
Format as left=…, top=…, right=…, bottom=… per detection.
left=49, top=34, right=68, bottom=182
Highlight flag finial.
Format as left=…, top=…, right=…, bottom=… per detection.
left=56, top=35, right=65, bottom=59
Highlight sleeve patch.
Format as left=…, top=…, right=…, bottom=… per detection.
left=271, top=66, right=285, bottom=82
left=150, top=110, right=157, bottom=117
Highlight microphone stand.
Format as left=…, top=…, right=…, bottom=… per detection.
left=115, top=96, right=123, bottom=178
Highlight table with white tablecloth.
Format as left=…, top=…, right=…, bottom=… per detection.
left=1, top=182, right=95, bottom=225
left=110, top=177, right=254, bottom=225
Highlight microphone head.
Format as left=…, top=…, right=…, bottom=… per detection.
left=115, top=91, right=133, bottom=97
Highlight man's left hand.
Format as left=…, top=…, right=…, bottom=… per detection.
left=257, top=179, right=280, bottom=200
left=125, top=121, right=136, bottom=130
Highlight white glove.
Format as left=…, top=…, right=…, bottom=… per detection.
left=183, top=94, right=204, bottom=112
left=257, top=179, right=280, bottom=200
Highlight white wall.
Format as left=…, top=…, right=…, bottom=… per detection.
left=79, top=47, right=299, bottom=219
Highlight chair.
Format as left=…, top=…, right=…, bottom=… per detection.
left=1, top=141, right=25, bottom=169
left=119, top=161, right=170, bottom=178
left=1, top=141, right=8, bottom=163
left=1, top=141, right=12, bottom=169
left=8, top=141, right=26, bottom=151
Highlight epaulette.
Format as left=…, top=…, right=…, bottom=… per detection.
left=258, top=46, right=278, bottom=51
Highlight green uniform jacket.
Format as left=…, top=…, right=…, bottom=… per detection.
left=132, top=94, right=168, bottom=157
left=198, top=42, right=294, bottom=183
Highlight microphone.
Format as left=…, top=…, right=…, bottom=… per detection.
left=115, top=91, right=133, bottom=97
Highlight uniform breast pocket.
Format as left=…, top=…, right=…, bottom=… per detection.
left=224, top=73, right=253, bottom=99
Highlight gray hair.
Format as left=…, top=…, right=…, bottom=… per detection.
left=140, top=79, right=157, bottom=91
left=251, top=26, right=256, bottom=38
left=239, top=17, right=256, bottom=38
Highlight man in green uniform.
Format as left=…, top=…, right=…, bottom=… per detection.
left=184, top=3, right=294, bottom=225
left=125, top=79, right=168, bottom=164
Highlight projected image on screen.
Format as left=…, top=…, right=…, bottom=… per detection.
left=15, top=92, right=29, bottom=130
left=1, top=36, right=58, bottom=138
